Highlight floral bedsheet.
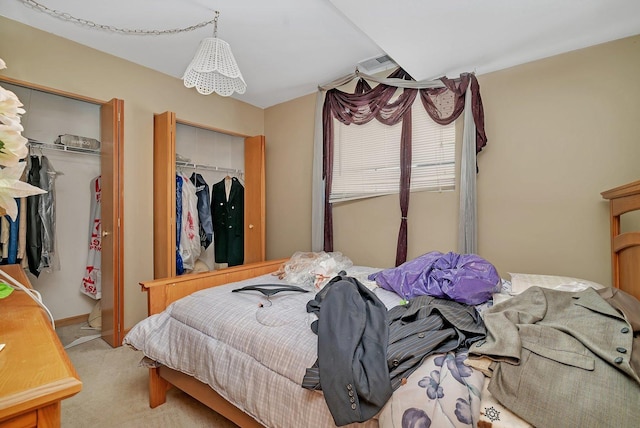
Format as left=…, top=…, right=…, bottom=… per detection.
left=378, top=350, right=484, bottom=428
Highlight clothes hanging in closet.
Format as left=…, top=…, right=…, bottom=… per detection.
left=17, top=195, right=27, bottom=262
left=17, top=155, right=59, bottom=275
left=26, top=155, right=43, bottom=277
left=5, top=199, right=20, bottom=264
left=176, top=175, right=184, bottom=275
left=176, top=173, right=200, bottom=274
left=38, top=156, right=59, bottom=272
left=190, top=173, right=213, bottom=249
left=211, top=176, right=244, bottom=267
left=80, top=175, right=101, bottom=299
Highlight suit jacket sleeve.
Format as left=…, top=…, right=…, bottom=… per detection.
left=469, top=286, right=547, bottom=362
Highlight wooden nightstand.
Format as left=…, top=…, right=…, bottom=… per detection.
left=0, top=264, right=82, bottom=427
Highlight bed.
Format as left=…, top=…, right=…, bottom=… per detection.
left=124, top=184, right=640, bottom=428
left=124, top=255, right=506, bottom=428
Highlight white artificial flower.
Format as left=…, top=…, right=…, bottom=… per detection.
left=0, top=162, right=47, bottom=221
left=0, top=123, right=29, bottom=166
left=0, top=86, right=26, bottom=125
left=0, top=58, right=44, bottom=220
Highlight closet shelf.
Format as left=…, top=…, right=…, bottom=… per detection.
left=176, top=160, right=244, bottom=176
left=27, top=139, right=100, bottom=156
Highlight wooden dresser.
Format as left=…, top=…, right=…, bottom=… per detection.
left=601, top=179, right=640, bottom=301
left=0, top=265, right=82, bottom=427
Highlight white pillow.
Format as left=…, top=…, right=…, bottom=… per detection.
left=508, top=273, right=606, bottom=295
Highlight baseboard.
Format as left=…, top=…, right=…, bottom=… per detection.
left=55, top=313, right=90, bottom=327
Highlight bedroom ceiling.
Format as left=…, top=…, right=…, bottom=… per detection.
left=2, top=0, right=640, bottom=109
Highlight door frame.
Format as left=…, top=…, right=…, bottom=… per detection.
left=100, top=99, right=125, bottom=347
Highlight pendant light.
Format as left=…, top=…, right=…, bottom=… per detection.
left=182, top=11, right=247, bottom=96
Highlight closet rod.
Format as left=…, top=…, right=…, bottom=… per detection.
left=27, top=139, right=100, bottom=156
left=176, top=160, right=244, bottom=176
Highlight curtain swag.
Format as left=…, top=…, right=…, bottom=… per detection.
left=313, top=68, right=487, bottom=264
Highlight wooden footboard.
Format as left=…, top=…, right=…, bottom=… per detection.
left=139, top=258, right=288, bottom=424
left=152, top=366, right=264, bottom=427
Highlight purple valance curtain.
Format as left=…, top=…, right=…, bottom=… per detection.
left=322, top=69, right=486, bottom=265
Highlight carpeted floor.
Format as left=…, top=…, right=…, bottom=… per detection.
left=57, top=324, right=239, bottom=428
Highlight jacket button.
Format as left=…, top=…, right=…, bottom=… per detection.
left=350, top=397, right=355, bottom=403
left=418, top=333, right=425, bottom=338
left=392, top=359, right=400, bottom=367
left=351, top=403, right=357, bottom=410
left=614, top=357, right=623, bottom=364
left=621, top=327, right=630, bottom=334
left=346, top=384, right=353, bottom=390
left=616, top=347, right=627, bottom=354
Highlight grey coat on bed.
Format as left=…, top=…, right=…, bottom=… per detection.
left=469, top=286, right=640, bottom=428
left=303, top=275, right=392, bottom=427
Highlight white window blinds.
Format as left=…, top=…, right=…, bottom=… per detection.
left=330, top=101, right=456, bottom=204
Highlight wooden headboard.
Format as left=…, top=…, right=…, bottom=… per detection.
left=601, top=179, right=640, bottom=301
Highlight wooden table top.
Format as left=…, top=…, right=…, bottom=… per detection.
left=0, top=264, right=82, bottom=422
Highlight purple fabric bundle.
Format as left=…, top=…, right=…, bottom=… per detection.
left=368, top=251, right=501, bottom=305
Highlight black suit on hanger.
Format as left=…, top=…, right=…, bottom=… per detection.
left=26, top=155, right=43, bottom=277
left=211, top=177, right=244, bottom=266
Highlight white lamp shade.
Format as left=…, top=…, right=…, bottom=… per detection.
left=183, top=37, right=247, bottom=96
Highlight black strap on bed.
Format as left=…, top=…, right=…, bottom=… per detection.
left=231, top=284, right=309, bottom=297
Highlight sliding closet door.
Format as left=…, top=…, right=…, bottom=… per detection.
left=244, top=135, right=266, bottom=264
left=100, top=98, right=125, bottom=347
left=153, top=112, right=177, bottom=279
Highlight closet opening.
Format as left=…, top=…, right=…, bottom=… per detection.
left=176, top=123, right=245, bottom=272
left=153, top=112, right=265, bottom=279
left=0, top=77, right=124, bottom=348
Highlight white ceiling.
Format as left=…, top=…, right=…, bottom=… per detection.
left=2, top=0, right=640, bottom=108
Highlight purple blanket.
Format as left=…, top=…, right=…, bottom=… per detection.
left=368, top=251, right=501, bottom=305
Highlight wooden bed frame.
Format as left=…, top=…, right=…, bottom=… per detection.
left=139, top=258, right=288, bottom=428
left=601, top=179, right=640, bottom=301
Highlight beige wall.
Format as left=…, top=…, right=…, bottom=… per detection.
left=264, top=95, right=316, bottom=258
left=265, top=34, right=640, bottom=286
left=478, top=34, right=640, bottom=284
left=0, top=17, right=264, bottom=328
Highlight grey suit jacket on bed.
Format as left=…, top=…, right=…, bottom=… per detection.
left=303, top=275, right=392, bottom=427
left=469, top=286, right=640, bottom=428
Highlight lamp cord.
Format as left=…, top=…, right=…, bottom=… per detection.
left=213, top=10, right=220, bottom=38
left=18, top=0, right=216, bottom=35
left=0, top=269, right=55, bottom=329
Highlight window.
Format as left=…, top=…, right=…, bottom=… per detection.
left=330, top=100, right=456, bottom=203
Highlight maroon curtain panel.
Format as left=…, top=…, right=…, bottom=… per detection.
left=322, top=70, right=486, bottom=265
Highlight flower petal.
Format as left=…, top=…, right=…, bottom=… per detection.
left=0, top=129, right=28, bottom=166
left=0, top=192, right=18, bottom=221
left=0, top=162, right=26, bottom=181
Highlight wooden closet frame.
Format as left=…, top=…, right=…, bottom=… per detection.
left=153, top=112, right=266, bottom=279
left=601, top=179, right=640, bottom=301
left=0, top=75, right=125, bottom=348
